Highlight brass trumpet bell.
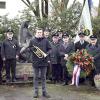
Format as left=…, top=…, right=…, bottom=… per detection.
left=32, top=45, right=47, bottom=58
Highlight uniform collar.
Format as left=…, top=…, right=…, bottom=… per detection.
left=35, top=37, right=44, bottom=41
left=7, top=38, right=13, bottom=41
left=80, top=40, right=84, bottom=45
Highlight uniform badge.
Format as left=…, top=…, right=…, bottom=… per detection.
left=13, top=45, right=16, bottom=48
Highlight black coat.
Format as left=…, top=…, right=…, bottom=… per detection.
left=0, top=42, right=3, bottom=64
left=29, top=37, right=51, bottom=67
left=59, top=42, right=75, bottom=66
left=86, top=43, right=100, bottom=74
left=75, top=41, right=89, bottom=51
left=50, top=42, right=60, bottom=64
left=1, top=38, right=20, bottom=60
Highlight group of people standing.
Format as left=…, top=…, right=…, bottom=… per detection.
left=49, top=31, right=74, bottom=85
left=45, top=29, right=100, bottom=86
left=0, top=27, right=100, bottom=98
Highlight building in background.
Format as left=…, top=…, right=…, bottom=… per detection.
left=0, top=0, right=6, bottom=9
left=0, top=0, right=25, bottom=18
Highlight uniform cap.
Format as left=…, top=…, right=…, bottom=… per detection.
left=44, top=28, right=50, bottom=32
left=52, top=33, right=59, bottom=37
left=78, top=32, right=85, bottom=36
left=62, top=32, right=69, bottom=37
left=90, top=35, right=97, bottom=40
left=6, top=29, right=14, bottom=33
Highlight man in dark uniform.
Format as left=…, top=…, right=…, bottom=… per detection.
left=0, top=42, right=3, bottom=84
left=75, top=32, right=89, bottom=51
left=75, top=32, right=89, bottom=83
left=43, top=28, right=51, bottom=80
left=86, top=35, right=100, bottom=86
left=57, top=30, right=63, bottom=81
left=50, top=33, right=61, bottom=83
left=59, top=33, right=74, bottom=85
left=29, top=28, right=51, bottom=98
left=1, top=29, right=20, bottom=82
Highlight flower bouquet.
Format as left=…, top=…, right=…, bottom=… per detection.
left=68, top=49, right=95, bottom=75
left=94, top=74, right=100, bottom=90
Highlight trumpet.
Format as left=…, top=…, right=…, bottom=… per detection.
left=32, top=45, right=47, bottom=58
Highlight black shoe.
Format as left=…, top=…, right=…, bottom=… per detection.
left=0, top=80, right=2, bottom=85
left=6, top=79, right=11, bottom=83
left=33, top=92, right=39, bottom=98
left=62, top=82, right=68, bottom=86
left=12, top=79, right=17, bottom=82
left=53, top=80, right=57, bottom=84
left=42, top=92, right=50, bottom=98
left=89, top=80, right=96, bottom=87
left=91, top=81, right=96, bottom=87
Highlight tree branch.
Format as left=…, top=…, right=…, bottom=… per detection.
left=21, top=0, right=39, bottom=17
left=26, top=0, right=31, bottom=5
left=21, top=0, right=30, bottom=7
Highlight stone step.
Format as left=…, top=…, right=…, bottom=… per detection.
left=16, top=63, right=33, bottom=78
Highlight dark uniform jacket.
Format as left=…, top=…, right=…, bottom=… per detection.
left=29, top=37, right=51, bottom=67
left=1, top=38, right=20, bottom=60
left=59, top=42, right=75, bottom=66
left=75, top=40, right=89, bottom=51
left=0, top=42, right=3, bottom=65
left=86, top=43, right=100, bottom=74
left=50, top=42, right=60, bottom=64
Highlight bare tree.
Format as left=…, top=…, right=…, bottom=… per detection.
left=21, top=0, right=48, bottom=20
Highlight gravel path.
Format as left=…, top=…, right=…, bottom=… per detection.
left=0, top=84, right=100, bottom=100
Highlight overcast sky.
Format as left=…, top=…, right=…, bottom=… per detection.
left=0, top=0, right=99, bottom=18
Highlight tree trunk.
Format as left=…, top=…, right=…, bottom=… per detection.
left=42, top=0, right=48, bottom=18
left=44, top=0, right=48, bottom=17
left=39, top=0, right=43, bottom=20
left=98, top=0, right=100, bottom=16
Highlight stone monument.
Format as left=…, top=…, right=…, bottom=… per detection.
left=16, top=21, right=33, bottom=80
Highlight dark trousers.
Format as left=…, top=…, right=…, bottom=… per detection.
left=5, top=59, right=16, bottom=80
left=59, top=64, right=63, bottom=81
left=33, top=66, right=47, bottom=93
left=0, top=60, right=3, bottom=81
left=86, top=69, right=96, bottom=86
left=52, top=64, right=61, bottom=82
left=62, top=65, right=69, bottom=83
left=46, top=64, right=50, bottom=79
